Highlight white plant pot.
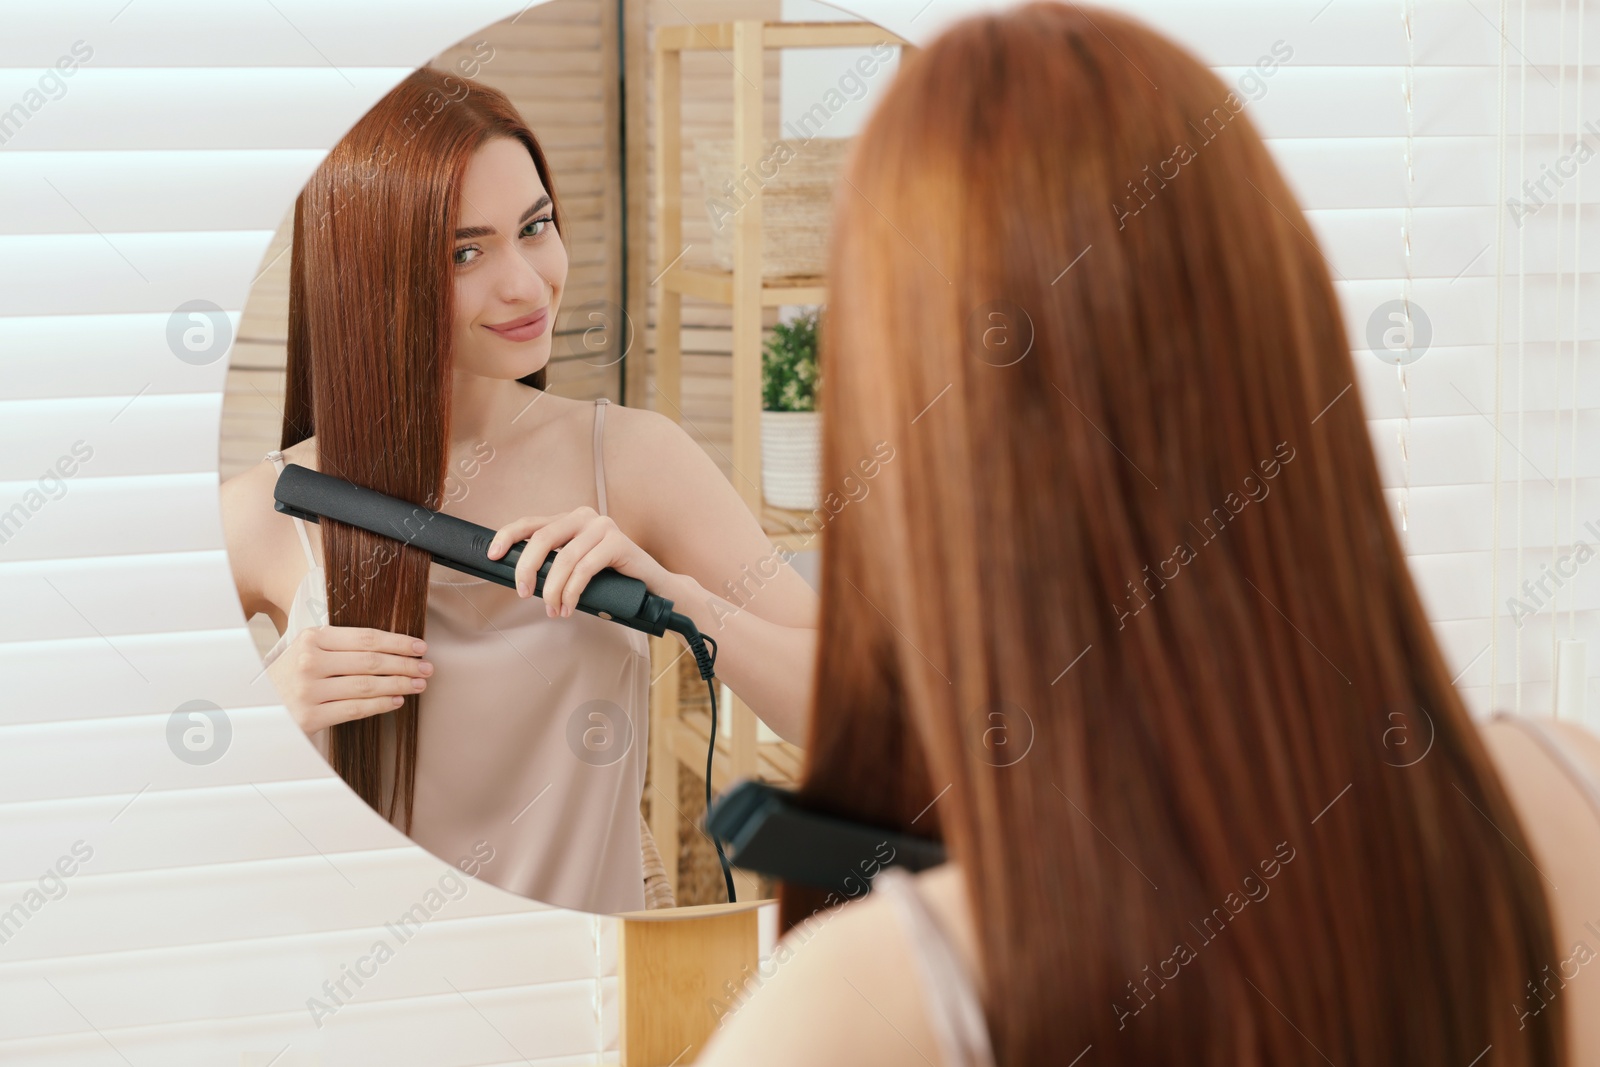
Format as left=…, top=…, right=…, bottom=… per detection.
left=760, top=409, right=821, bottom=510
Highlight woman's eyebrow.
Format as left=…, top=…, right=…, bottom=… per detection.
left=453, top=194, right=553, bottom=240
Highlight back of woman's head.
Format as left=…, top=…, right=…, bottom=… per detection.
left=281, top=67, right=562, bottom=831
left=785, top=3, right=1564, bottom=1063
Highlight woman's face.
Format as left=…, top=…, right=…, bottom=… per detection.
left=450, top=135, right=568, bottom=381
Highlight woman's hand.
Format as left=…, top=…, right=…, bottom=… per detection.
left=486, top=506, right=672, bottom=618
left=267, top=625, right=433, bottom=735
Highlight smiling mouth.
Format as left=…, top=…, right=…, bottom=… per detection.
left=485, top=307, right=550, bottom=340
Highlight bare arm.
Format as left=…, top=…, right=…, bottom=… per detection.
left=219, top=462, right=283, bottom=629
left=610, top=406, right=820, bottom=745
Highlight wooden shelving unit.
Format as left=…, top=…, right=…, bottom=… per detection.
left=647, top=18, right=913, bottom=901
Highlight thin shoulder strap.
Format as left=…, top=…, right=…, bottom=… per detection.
left=1491, top=711, right=1600, bottom=829
left=593, top=398, right=610, bottom=517
left=873, top=867, right=996, bottom=1067
left=265, top=450, right=318, bottom=569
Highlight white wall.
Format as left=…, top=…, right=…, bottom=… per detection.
left=0, top=1, right=1593, bottom=1064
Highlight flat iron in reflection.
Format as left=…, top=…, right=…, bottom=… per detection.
left=272, top=460, right=743, bottom=902
left=273, top=462, right=683, bottom=637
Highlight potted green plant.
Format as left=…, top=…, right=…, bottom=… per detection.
left=760, top=307, right=821, bottom=510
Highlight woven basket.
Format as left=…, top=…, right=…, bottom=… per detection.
left=639, top=813, right=676, bottom=909
left=694, top=137, right=850, bottom=280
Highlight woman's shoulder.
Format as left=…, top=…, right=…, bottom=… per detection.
left=1478, top=715, right=1600, bottom=1061
left=694, top=863, right=975, bottom=1067
left=219, top=437, right=319, bottom=619
left=573, top=399, right=702, bottom=530
left=1479, top=714, right=1600, bottom=799
left=589, top=396, right=676, bottom=449
left=219, top=437, right=318, bottom=530
left=1478, top=715, right=1600, bottom=848
left=507, top=394, right=673, bottom=475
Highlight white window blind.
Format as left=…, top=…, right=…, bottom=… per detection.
left=0, top=5, right=619, bottom=1065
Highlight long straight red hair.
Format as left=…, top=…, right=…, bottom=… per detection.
left=782, top=5, right=1565, bottom=1064
left=281, top=68, right=561, bottom=833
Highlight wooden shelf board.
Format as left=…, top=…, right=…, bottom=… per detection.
left=657, top=21, right=912, bottom=54
left=662, top=264, right=826, bottom=307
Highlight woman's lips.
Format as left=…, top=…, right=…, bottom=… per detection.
left=485, top=307, right=549, bottom=342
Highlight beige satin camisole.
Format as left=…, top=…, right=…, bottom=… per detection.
left=262, top=397, right=653, bottom=914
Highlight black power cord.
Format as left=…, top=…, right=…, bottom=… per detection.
left=674, top=616, right=735, bottom=903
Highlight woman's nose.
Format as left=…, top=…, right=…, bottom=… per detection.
left=494, top=252, right=550, bottom=305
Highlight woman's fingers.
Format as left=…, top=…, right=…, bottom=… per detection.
left=488, top=515, right=559, bottom=596
left=316, top=624, right=428, bottom=658
left=313, top=652, right=432, bottom=684
left=271, top=625, right=431, bottom=736
left=314, top=647, right=433, bottom=681
left=307, top=628, right=431, bottom=730
left=486, top=515, right=551, bottom=561
left=538, top=515, right=609, bottom=616
left=504, top=508, right=594, bottom=606
left=482, top=509, right=621, bottom=614
left=553, top=526, right=623, bottom=616
left=313, top=670, right=429, bottom=703
left=318, top=695, right=413, bottom=724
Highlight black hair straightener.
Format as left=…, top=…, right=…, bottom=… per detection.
left=272, top=461, right=739, bottom=901
left=705, top=779, right=946, bottom=898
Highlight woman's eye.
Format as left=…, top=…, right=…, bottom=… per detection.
left=454, top=216, right=551, bottom=264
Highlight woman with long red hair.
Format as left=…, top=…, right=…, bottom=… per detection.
left=220, top=67, right=819, bottom=915
left=696, top=3, right=1600, bottom=1064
